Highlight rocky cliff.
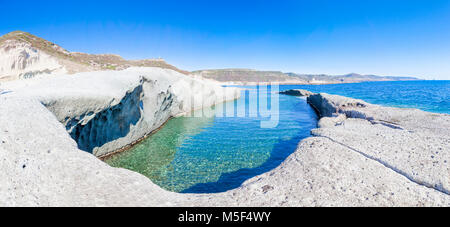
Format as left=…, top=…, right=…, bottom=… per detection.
left=1, top=67, right=240, bottom=157
left=0, top=31, right=188, bottom=81
left=0, top=39, right=67, bottom=81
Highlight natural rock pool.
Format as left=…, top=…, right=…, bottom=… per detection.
left=105, top=88, right=318, bottom=193
left=104, top=80, right=449, bottom=193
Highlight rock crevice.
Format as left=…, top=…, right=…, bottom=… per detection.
left=318, top=135, right=449, bottom=195
left=68, top=82, right=145, bottom=153
left=1, top=67, right=241, bottom=157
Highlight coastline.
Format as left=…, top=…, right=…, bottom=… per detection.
left=187, top=90, right=449, bottom=206
left=217, top=79, right=423, bottom=86
left=0, top=80, right=449, bottom=206
left=0, top=67, right=241, bottom=157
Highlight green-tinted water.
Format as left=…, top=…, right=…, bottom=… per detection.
left=106, top=89, right=318, bottom=193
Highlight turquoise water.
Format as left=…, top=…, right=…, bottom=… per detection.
left=106, top=88, right=318, bottom=193
left=280, top=80, right=450, bottom=114
left=106, top=80, right=449, bottom=194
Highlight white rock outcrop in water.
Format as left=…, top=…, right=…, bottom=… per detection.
left=0, top=67, right=240, bottom=157
left=279, top=89, right=314, bottom=97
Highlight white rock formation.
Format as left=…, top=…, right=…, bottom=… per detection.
left=307, top=93, right=450, bottom=194
left=279, top=89, right=314, bottom=97
left=0, top=67, right=240, bottom=157
left=0, top=96, right=188, bottom=206
left=0, top=40, right=67, bottom=81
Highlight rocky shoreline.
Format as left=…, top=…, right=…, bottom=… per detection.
left=0, top=67, right=240, bottom=157
left=209, top=90, right=449, bottom=206
left=0, top=83, right=448, bottom=206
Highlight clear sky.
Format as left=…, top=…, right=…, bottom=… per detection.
left=1, top=0, right=450, bottom=79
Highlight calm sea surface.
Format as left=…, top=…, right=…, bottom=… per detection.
left=283, top=80, right=449, bottom=114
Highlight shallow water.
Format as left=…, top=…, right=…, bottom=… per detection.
left=106, top=80, right=449, bottom=193
left=106, top=88, right=318, bottom=193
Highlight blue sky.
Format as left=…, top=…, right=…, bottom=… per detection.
left=1, top=0, right=450, bottom=79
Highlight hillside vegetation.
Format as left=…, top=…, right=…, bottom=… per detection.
left=0, top=31, right=189, bottom=76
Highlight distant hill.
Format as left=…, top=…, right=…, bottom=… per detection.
left=0, top=31, right=421, bottom=84
left=192, top=69, right=419, bottom=85
left=0, top=31, right=188, bottom=81
left=191, top=69, right=306, bottom=84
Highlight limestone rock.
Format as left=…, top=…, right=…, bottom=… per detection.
left=307, top=93, right=368, bottom=117
left=279, top=89, right=315, bottom=97
left=209, top=137, right=449, bottom=206
left=307, top=93, right=450, bottom=195
left=1, top=67, right=240, bottom=157
left=0, top=96, right=190, bottom=206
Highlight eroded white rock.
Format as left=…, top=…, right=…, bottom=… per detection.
left=1, top=67, right=240, bottom=157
